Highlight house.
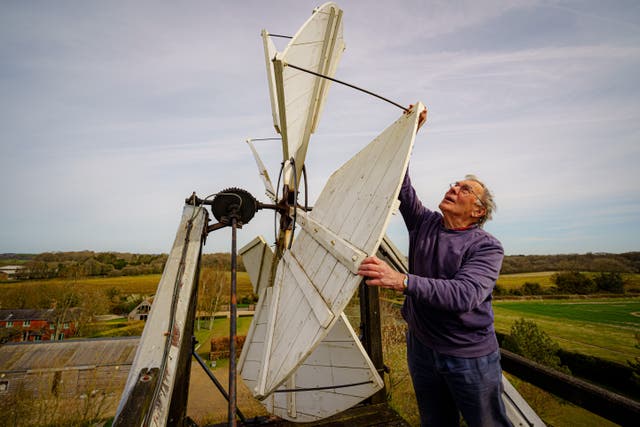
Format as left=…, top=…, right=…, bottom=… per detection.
left=0, top=265, right=25, bottom=280
left=0, top=309, right=77, bottom=343
left=128, top=298, right=153, bottom=321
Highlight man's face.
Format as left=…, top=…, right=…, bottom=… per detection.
left=438, top=180, right=486, bottom=224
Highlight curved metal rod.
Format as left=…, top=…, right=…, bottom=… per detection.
left=288, top=157, right=298, bottom=250
left=284, top=62, right=409, bottom=112
left=302, top=164, right=309, bottom=212
left=267, top=33, right=293, bottom=39
left=274, top=160, right=285, bottom=244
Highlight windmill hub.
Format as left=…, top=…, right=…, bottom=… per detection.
left=211, top=187, right=258, bottom=226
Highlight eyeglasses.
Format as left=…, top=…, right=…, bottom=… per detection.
left=449, top=182, right=486, bottom=207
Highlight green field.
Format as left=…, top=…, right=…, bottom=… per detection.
left=494, top=298, right=640, bottom=364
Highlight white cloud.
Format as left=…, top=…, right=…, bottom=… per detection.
left=1, top=0, right=639, bottom=254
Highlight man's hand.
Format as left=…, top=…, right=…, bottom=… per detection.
left=357, top=256, right=406, bottom=292
left=407, top=104, right=428, bottom=132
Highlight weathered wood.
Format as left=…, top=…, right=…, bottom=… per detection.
left=239, top=236, right=274, bottom=295
left=359, top=281, right=386, bottom=405
left=240, top=285, right=383, bottom=422
left=250, top=104, right=423, bottom=398
left=113, top=205, right=207, bottom=426
left=501, top=348, right=639, bottom=426
left=207, top=403, right=409, bottom=427
left=297, top=211, right=367, bottom=274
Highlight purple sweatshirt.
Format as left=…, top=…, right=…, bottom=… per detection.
left=399, top=173, right=504, bottom=357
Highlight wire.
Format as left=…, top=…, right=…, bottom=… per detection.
left=267, top=33, right=293, bottom=39
left=285, top=62, right=409, bottom=112
left=246, top=137, right=282, bottom=142
left=273, top=380, right=374, bottom=393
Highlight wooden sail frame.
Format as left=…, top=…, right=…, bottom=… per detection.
left=262, top=2, right=346, bottom=186
left=238, top=255, right=383, bottom=422
left=243, top=103, right=424, bottom=399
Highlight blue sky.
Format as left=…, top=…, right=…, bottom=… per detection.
left=1, top=0, right=639, bottom=256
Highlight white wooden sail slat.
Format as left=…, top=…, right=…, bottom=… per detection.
left=256, top=280, right=281, bottom=396
left=268, top=310, right=320, bottom=393
left=317, top=119, right=391, bottom=222
left=310, top=8, right=343, bottom=133
left=294, top=226, right=326, bottom=279
left=311, top=129, right=384, bottom=226
left=337, top=113, right=415, bottom=246
left=346, top=130, right=411, bottom=235
left=293, top=229, right=338, bottom=300
left=267, top=314, right=382, bottom=421
left=271, top=269, right=311, bottom=341
left=318, top=259, right=350, bottom=310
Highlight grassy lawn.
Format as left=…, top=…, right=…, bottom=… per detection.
left=193, top=316, right=253, bottom=360
left=494, top=297, right=640, bottom=364
left=380, top=300, right=628, bottom=427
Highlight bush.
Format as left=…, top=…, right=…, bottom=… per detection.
left=502, top=318, right=570, bottom=374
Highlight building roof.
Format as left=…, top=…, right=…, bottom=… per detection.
left=0, top=309, right=56, bottom=322
left=0, top=336, right=139, bottom=372
left=0, top=265, right=25, bottom=271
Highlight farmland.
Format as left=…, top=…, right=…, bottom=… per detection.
left=3, top=268, right=638, bottom=426
left=494, top=298, right=640, bottom=364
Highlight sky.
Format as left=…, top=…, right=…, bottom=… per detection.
left=1, top=0, right=639, bottom=256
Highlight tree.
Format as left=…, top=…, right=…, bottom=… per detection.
left=594, top=272, right=625, bottom=294
left=521, top=282, right=543, bottom=295
left=198, top=267, right=227, bottom=330
left=502, top=318, right=570, bottom=374
left=552, top=271, right=596, bottom=294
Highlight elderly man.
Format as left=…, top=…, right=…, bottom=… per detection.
left=358, top=111, right=510, bottom=427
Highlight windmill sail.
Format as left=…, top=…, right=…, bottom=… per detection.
left=113, top=205, right=207, bottom=426
left=238, top=249, right=383, bottom=422
left=262, top=2, right=346, bottom=186
left=245, top=103, right=425, bottom=398
left=246, top=139, right=277, bottom=202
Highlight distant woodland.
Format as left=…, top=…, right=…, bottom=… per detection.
left=0, top=251, right=244, bottom=280
left=499, top=252, right=640, bottom=274
left=1, top=251, right=639, bottom=280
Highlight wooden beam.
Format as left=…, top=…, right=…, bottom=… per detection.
left=501, top=348, right=640, bottom=426
left=359, top=281, right=386, bottom=404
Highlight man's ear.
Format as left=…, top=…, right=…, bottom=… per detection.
left=472, top=206, right=486, bottom=218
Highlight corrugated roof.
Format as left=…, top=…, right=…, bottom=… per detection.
left=0, top=337, right=139, bottom=372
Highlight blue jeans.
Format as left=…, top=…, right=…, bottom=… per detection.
left=406, top=331, right=512, bottom=427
